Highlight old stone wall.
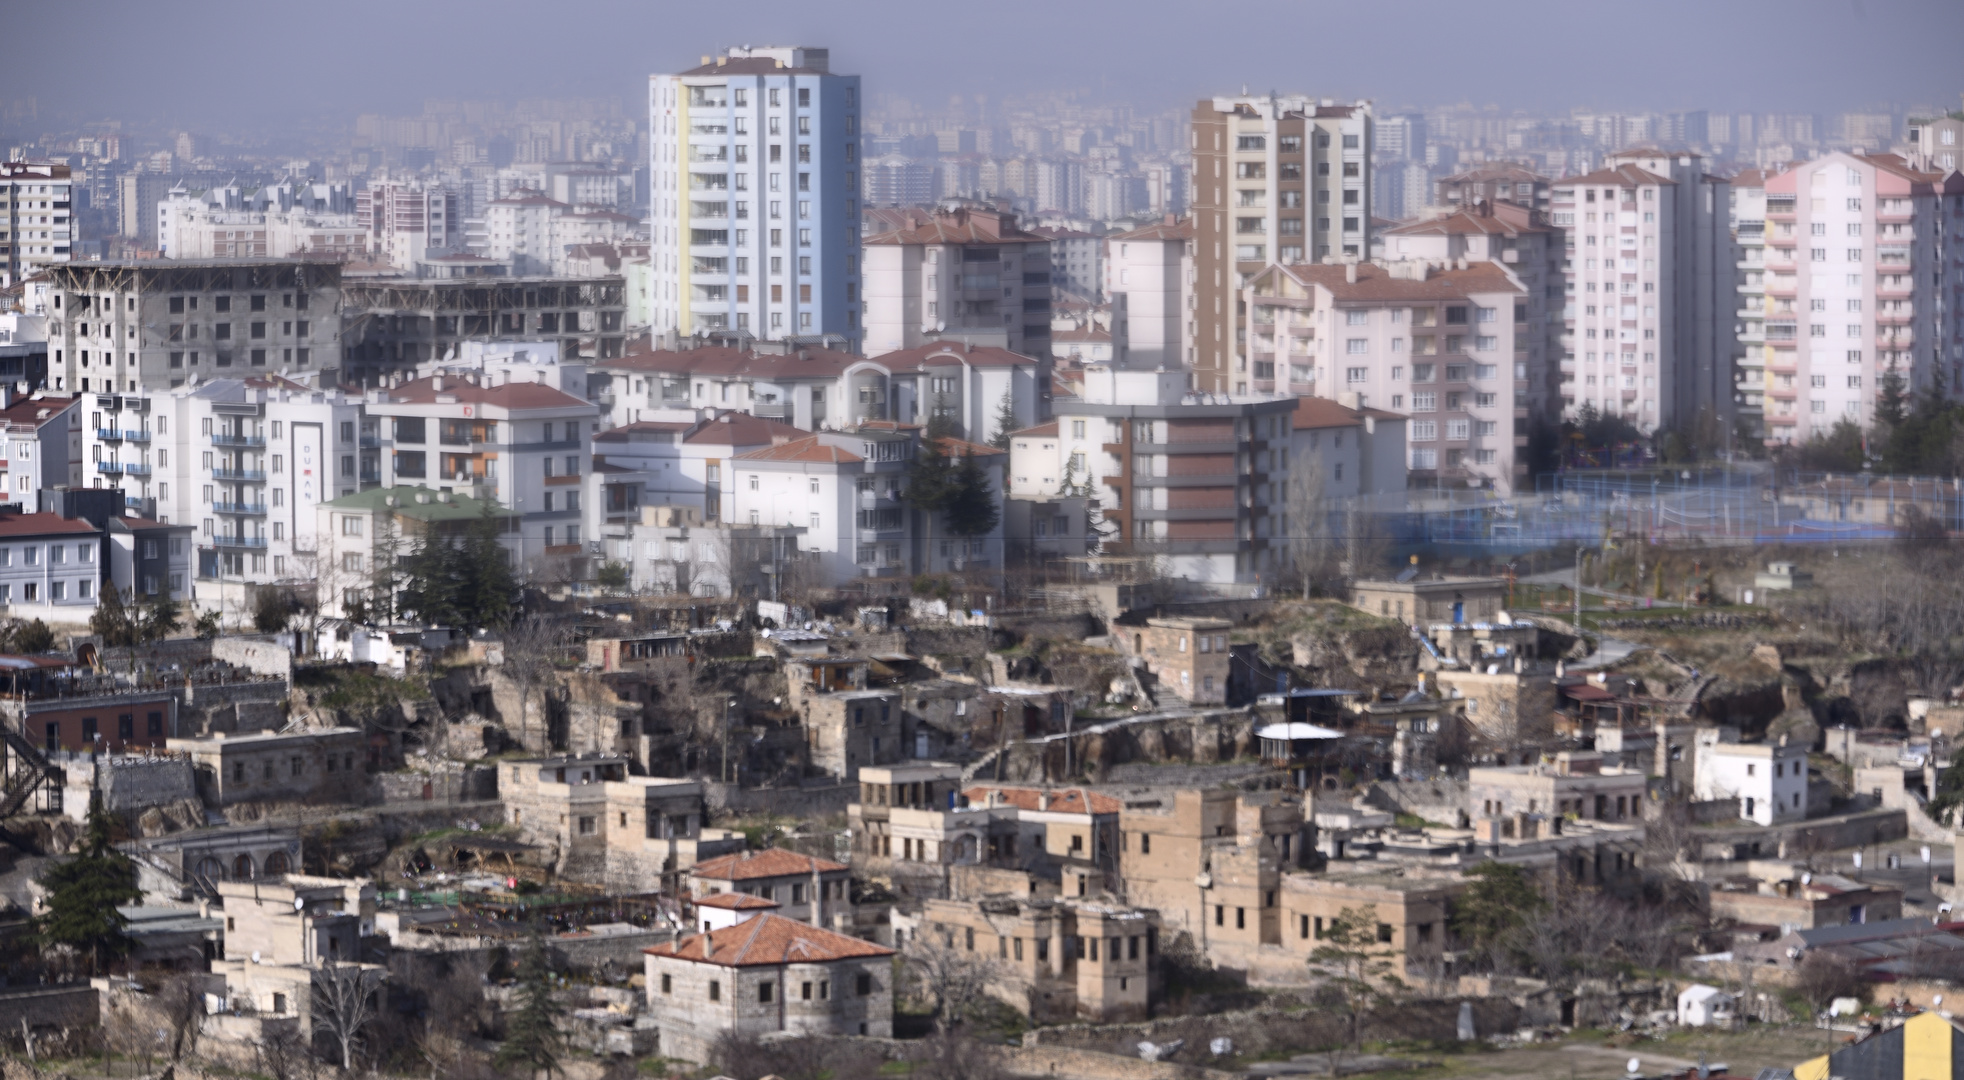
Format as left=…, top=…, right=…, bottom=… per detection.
left=210, top=636, right=294, bottom=680
left=703, top=779, right=855, bottom=821
left=0, top=984, right=98, bottom=1032
left=1027, top=997, right=1521, bottom=1061
left=999, top=1045, right=1239, bottom=1080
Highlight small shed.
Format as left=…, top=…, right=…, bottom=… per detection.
left=1676, top=983, right=1735, bottom=1027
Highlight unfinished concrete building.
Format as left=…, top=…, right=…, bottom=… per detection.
left=168, top=727, right=368, bottom=808
left=339, top=276, right=628, bottom=386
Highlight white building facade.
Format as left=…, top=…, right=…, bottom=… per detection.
left=649, top=46, right=863, bottom=349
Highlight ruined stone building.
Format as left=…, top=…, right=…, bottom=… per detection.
left=914, top=893, right=1159, bottom=1023
left=169, top=726, right=368, bottom=807
left=1116, top=788, right=1313, bottom=965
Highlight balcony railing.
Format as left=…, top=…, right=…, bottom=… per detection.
left=122, top=462, right=152, bottom=476
left=212, top=502, right=268, bottom=516
left=210, top=433, right=265, bottom=447
left=94, top=461, right=123, bottom=474
left=124, top=429, right=152, bottom=442
left=96, top=429, right=122, bottom=441
left=210, top=535, right=268, bottom=549
left=212, top=468, right=267, bottom=482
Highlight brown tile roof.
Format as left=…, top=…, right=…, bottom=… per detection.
left=1110, top=216, right=1192, bottom=242
left=694, top=893, right=780, bottom=911
left=1031, top=226, right=1099, bottom=240
left=1052, top=327, right=1112, bottom=342
left=1009, top=422, right=1059, bottom=438
left=1729, top=168, right=1769, bottom=188
left=1291, top=396, right=1405, bottom=429
left=645, top=913, right=894, bottom=967
left=0, top=395, right=77, bottom=430
left=0, top=513, right=98, bottom=537
left=1268, top=261, right=1523, bottom=301
left=682, top=413, right=809, bottom=447
left=870, top=342, right=1042, bottom=371
left=690, top=848, right=848, bottom=881
left=680, top=57, right=827, bottom=76
left=1382, top=210, right=1551, bottom=238
left=864, top=207, right=1043, bottom=246
left=1557, top=163, right=1676, bottom=189
left=1440, top=163, right=1548, bottom=186
left=382, top=375, right=593, bottom=412
left=1610, top=147, right=1702, bottom=160
left=933, top=437, right=1005, bottom=459
left=963, top=785, right=1122, bottom=815
left=736, top=436, right=863, bottom=465
left=593, top=421, right=694, bottom=442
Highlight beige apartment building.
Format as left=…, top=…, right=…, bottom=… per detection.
left=688, top=848, right=852, bottom=928
left=1468, top=753, right=1648, bottom=823
left=168, top=727, right=368, bottom=808
left=1191, top=94, right=1374, bottom=394
left=1752, top=153, right=1963, bottom=445
left=1550, top=150, right=1735, bottom=436
left=502, top=755, right=736, bottom=891
left=1240, top=260, right=1530, bottom=491
left=1348, top=573, right=1506, bottom=626
left=1129, top=616, right=1232, bottom=705
left=1117, top=788, right=1311, bottom=963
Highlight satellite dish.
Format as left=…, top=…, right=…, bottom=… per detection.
left=294, top=897, right=307, bottom=911
left=251, top=951, right=262, bottom=964
left=1800, top=872, right=1811, bottom=885
left=1627, top=1057, right=1641, bottom=1076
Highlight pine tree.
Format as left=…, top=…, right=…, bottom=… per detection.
left=1875, top=359, right=1910, bottom=429
left=496, top=933, right=565, bottom=1078
left=461, top=502, right=516, bottom=632
left=925, top=392, right=960, bottom=441
left=988, top=387, right=1018, bottom=451
left=944, top=453, right=1001, bottom=539
left=34, top=791, right=142, bottom=974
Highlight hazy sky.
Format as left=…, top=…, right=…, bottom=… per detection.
left=12, top=0, right=1963, bottom=132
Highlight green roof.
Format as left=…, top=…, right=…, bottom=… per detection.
left=319, top=486, right=511, bottom=523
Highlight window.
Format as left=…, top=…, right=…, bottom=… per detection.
left=1345, top=367, right=1367, bottom=383
left=342, top=516, right=362, bottom=536
left=708, top=980, right=721, bottom=1001
left=1346, top=339, right=1367, bottom=354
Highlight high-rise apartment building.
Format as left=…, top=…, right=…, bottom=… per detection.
left=1, top=162, right=75, bottom=288
left=1550, top=150, right=1734, bottom=435
left=860, top=207, right=1052, bottom=356
left=357, top=179, right=463, bottom=270
left=1190, top=95, right=1374, bottom=394
left=1755, top=153, right=1964, bottom=445
left=1104, top=216, right=1192, bottom=370
left=648, top=46, right=862, bottom=350
left=1906, top=96, right=1964, bottom=174
left=1729, top=169, right=1770, bottom=438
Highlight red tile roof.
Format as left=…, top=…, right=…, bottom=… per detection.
left=1383, top=209, right=1551, bottom=238
left=694, top=892, right=780, bottom=911
left=1053, top=328, right=1112, bottom=343
left=1556, top=163, right=1676, bottom=189
left=1293, top=396, right=1402, bottom=430
left=933, top=437, right=1005, bottom=459
left=736, top=436, right=864, bottom=465
left=690, top=848, right=848, bottom=881
left=645, top=913, right=893, bottom=967
left=963, top=785, right=1122, bottom=815
left=0, top=513, right=99, bottom=537
left=381, top=375, right=593, bottom=412
left=593, top=421, right=694, bottom=442
left=1009, top=422, right=1059, bottom=438
left=680, top=57, right=826, bottom=76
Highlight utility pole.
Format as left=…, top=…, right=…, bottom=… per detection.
left=1574, top=545, right=1583, bottom=626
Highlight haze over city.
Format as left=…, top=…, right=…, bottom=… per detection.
left=0, top=7, right=1963, bottom=1080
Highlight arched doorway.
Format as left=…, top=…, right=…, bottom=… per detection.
left=262, top=851, right=291, bottom=876
left=232, top=854, right=256, bottom=880
left=195, top=856, right=226, bottom=882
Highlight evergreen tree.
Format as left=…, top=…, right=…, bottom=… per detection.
left=399, top=530, right=459, bottom=627
left=924, top=392, right=960, bottom=441
left=988, top=387, right=1018, bottom=451
left=461, top=502, right=516, bottom=631
left=33, top=791, right=142, bottom=974
left=1874, top=360, right=1910, bottom=429
left=496, top=933, right=564, bottom=1078
left=944, top=452, right=1001, bottom=539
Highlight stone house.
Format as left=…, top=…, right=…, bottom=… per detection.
left=848, top=762, right=966, bottom=893
left=1129, top=616, right=1231, bottom=705
left=1116, top=788, right=1312, bottom=964
left=688, top=848, right=853, bottom=931
left=503, top=755, right=738, bottom=890
left=1350, top=575, right=1507, bottom=627
left=915, top=895, right=1158, bottom=1023
left=1708, top=867, right=1902, bottom=934
left=1434, top=667, right=1558, bottom=747
left=1278, top=871, right=1459, bottom=978
left=206, top=876, right=382, bottom=1062
left=641, top=913, right=895, bottom=1065
left=802, top=688, right=902, bottom=779
left=501, top=753, right=631, bottom=876
left=168, top=727, right=368, bottom=807
left=1467, top=752, right=1649, bottom=825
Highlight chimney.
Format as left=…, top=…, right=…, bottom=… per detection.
left=810, top=858, right=824, bottom=929
left=1344, top=263, right=1357, bottom=285
left=1039, top=790, right=1052, bottom=811
left=432, top=376, right=443, bottom=392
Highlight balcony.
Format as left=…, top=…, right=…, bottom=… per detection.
left=212, top=468, right=267, bottom=482
left=94, top=461, right=124, bottom=475
left=96, top=428, right=122, bottom=442
left=358, top=433, right=380, bottom=448
left=124, top=429, right=151, bottom=443
left=210, top=535, right=269, bottom=549
left=210, top=433, right=265, bottom=448
left=213, top=502, right=267, bottom=516
left=122, top=462, right=152, bottom=476
left=753, top=403, right=788, bottom=418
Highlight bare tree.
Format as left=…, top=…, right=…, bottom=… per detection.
left=1794, top=951, right=1868, bottom=1013
left=1286, top=449, right=1340, bottom=598
left=902, top=932, right=1015, bottom=1032
left=312, top=962, right=386, bottom=1072
left=155, top=972, right=206, bottom=1063
left=500, top=614, right=573, bottom=751
left=256, top=1023, right=318, bottom=1080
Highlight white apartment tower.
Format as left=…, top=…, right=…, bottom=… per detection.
left=1, top=163, right=75, bottom=288
left=649, top=46, right=862, bottom=350
left=1729, top=169, right=1770, bottom=438
left=357, top=180, right=463, bottom=270
left=1103, top=216, right=1193, bottom=370
left=1551, top=150, right=1733, bottom=435
left=1756, top=153, right=1964, bottom=444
